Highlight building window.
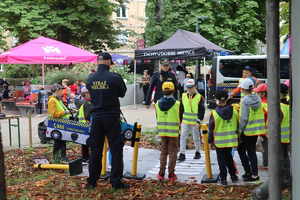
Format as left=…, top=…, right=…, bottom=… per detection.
left=117, top=34, right=128, bottom=45
left=117, top=4, right=127, bottom=18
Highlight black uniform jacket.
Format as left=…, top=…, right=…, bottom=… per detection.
left=87, top=64, right=127, bottom=116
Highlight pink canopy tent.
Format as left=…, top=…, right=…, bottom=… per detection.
left=0, top=36, right=97, bottom=86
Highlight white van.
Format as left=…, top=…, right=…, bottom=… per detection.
left=207, top=55, right=289, bottom=105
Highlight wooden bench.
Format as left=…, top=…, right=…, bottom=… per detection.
left=16, top=93, right=39, bottom=115
left=2, top=90, right=24, bottom=111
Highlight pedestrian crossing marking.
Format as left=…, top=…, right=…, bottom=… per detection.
left=148, top=152, right=207, bottom=176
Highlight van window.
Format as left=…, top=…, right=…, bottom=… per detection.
left=220, top=59, right=266, bottom=78
left=280, top=58, right=289, bottom=79
left=219, top=58, right=289, bottom=79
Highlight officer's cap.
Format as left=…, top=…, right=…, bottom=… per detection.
left=160, top=58, right=170, bottom=66
left=98, top=52, right=114, bottom=64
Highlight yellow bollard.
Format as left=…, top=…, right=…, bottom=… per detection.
left=34, top=164, right=69, bottom=170
left=200, top=123, right=218, bottom=183
left=131, top=124, right=141, bottom=176
left=101, top=137, right=109, bottom=177
left=124, top=123, right=145, bottom=180
left=33, top=158, right=82, bottom=176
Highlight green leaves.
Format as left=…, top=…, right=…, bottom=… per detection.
left=145, top=0, right=266, bottom=54
left=0, top=0, right=122, bottom=51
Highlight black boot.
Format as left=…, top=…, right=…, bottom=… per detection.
left=193, top=151, right=201, bottom=159
left=178, top=153, right=186, bottom=162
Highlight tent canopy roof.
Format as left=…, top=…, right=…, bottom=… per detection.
left=135, top=29, right=229, bottom=59
left=144, top=29, right=226, bottom=51
left=0, top=36, right=97, bottom=64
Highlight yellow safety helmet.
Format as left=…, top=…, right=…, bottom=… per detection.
left=162, top=81, right=175, bottom=92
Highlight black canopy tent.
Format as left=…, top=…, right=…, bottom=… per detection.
left=135, top=29, right=227, bottom=59
left=133, top=29, right=229, bottom=105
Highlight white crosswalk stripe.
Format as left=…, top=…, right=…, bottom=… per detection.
left=148, top=152, right=206, bottom=176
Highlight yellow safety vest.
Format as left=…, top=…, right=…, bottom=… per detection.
left=155, top=101, right=180, bottom=137
left=241, top=104, right=266, bottom=136
left=280, top=103, right=290, bottom=144
left=182, top=93, right=201, bottom=125
left=49, top=96, right=71, bottom=119
left=78, top=104, right=87, bottom=123
left=262, top=103, right=268, bottom=112
left=212, top=109, right=239, bottom=148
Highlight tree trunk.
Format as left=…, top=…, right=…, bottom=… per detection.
left=0, top=130, right=6, bottom=200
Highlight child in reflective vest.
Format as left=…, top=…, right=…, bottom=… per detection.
left=155, top=81, right=180, bottom=182
left=238, top=78, right=265, bottom=182
left=208, top=90, right=239, bottom=185
left=77, top=87, right=92, bottom=163
left=48, top=84, right=71, bottom=163
left=178, top=79, right=205, bottom=162
left=253, top=83, right=268, bottom=167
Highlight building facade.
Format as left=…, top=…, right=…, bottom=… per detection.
left=110, top=0, right=147, bottom=57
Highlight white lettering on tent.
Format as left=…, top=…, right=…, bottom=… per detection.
left=42, top=46, right=61, bottom=54
left=44, top=56, right=66, bottom=60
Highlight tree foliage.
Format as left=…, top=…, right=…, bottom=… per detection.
left=280, top=1, right=289, bottom=38
left=0, top=0, right=122, bottom=51
left=3, top=64, right=40, bottom=78
left=145, top=0, right=266, bottom=54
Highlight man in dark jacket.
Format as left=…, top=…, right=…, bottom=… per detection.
left=86, top=52, right=127, bottom=190
left=145, top=59, right=178, bottom=106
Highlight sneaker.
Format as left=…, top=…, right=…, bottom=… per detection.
left=168, top=173, right=177, bottom=182
left=61, top=157, right=69, bottom=164
left=112, top=183, right=130, bottom=190
left=156, top=174, right=164, bottom=181
left=193, top=151, right=201, bottom=159
left=242, top=173, right=251, bottom=180
left=220, top=180, right=228, bottom=186
left=85, top=183, right=96, bottom=190
left=178, top=153, right=186, bottom=162
left=244, top=175, right=260, bottom=182
left=81, top=158, right=89, bottom=165
left=231, top=175, right=239, bottom=183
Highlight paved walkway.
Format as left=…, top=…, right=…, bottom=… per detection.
left=80, top=146, right=268, bottom=185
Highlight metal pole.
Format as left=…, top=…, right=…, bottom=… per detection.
left=42, top=64, right=46, bottom=112
left=133, top=60, right=137, bottom=108
left=28, top=113, right=32, bottom=147
left=292, top=1, right=300, bottom=199
left=0, top=130, right=6, bottom=200
left=203, top=57, right=207, bottom=104
left=266, top=1, right=281, bottom=199
left=42, top=64, right=45, bottom=88
left=196, top=19, right=200, bottom=81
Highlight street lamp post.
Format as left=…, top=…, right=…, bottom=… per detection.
left=195, top=16, right=208, bottom=79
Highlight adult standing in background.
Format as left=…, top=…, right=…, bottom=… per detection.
left=145, top=58, right=178, bottom=106
left=141, top=70, right=150, bottom=104
left=86, top=52, right=127, bottom=190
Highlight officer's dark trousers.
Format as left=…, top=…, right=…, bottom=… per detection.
left=87, top=114, right=124, bottom=186
left=216, top=147, right=236, bottom=181
left=53, top=139, right=66, bottom=159
left=238, top=135, right=258, bottom=176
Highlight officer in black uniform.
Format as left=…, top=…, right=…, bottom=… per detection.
left=86, top=52, right=127, bottom=189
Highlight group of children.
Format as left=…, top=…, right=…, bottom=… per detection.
left=155, top=77, right=290, bottom=185
left=48, top=84, right=92, bottom=163
left=155, top=79, right=205, bottom=182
